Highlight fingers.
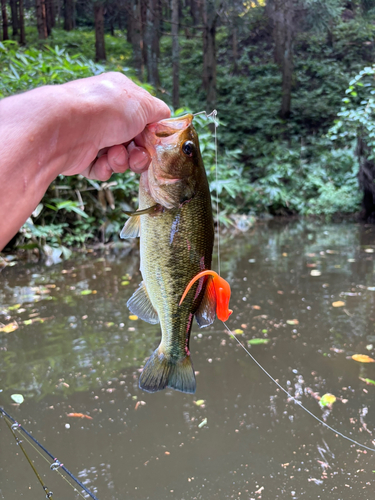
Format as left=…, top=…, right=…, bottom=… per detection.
left=128, top=142, right=151, bottom=173
left=144, top=95, right=171, bottom=125
left=85, top=143, right=150, bottom=180
left=107, top=144, right=129, bottom=173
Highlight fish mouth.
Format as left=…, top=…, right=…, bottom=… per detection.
left=148, top=114, right=194, bottom=138
left=135, top=114, right=194, bottom=151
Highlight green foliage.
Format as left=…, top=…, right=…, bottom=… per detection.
left=329, top=64, right=375, bottom=157
left=3, top=7, right=375, bottom=256
left=0, top=40, right=104, bottom=98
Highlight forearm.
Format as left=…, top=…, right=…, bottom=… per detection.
left=0, top=84, right=88, bottom=249
left=0, top=73, right=170, bottom=251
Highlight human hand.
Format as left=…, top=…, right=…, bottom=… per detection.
left=60, top=72, right=170, bottom=181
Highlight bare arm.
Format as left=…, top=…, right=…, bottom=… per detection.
left=0, top=72, right=170, bottom=250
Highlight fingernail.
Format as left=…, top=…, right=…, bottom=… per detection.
left=130, top=149, right=150, bottom=173
left=113, top=147, right=127, bottom=166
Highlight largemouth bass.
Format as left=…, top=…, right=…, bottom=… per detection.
left=121, top=114, right=216, bottom=393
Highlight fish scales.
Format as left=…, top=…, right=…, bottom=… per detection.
left=139, top=171, right=214, bottom=360
left=122, top=114, right=215, bottom=393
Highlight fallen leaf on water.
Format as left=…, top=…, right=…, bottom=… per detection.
left=332, top=301, right=345, bottom=308
left=121, top=281, right=130, bottom=286
left=80, top=290, right=93, bottom=295
left=252, top=305, right=261, bottom=310
left=8, top=304, right=21, bottom=311
left=198, top=418, right=208, bottom=428
left=359, top=378, right=375, bottom=386
left=129, top=315, right=138, bottom=321
left=248, top=338, right=270, bottom=345
left=233, top=329, right=244, bottom=334
left=66, top=413, right=93, bottom=420
left=135, top=401, right=146, bottom=410
left=310, top=270, right=321, bottom=277
left=352, top=354, right=375, bottom=363
left=286, top=319, right=299, bottom=325
left=194, top=400, right=205, bottom=406
left=319, top=393, right=336, bottom=407
left=0, top=322, right=18, bottom=333
left=11, top=394, right=24, bottom=404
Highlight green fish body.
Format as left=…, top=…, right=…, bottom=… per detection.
left=121, top=115, right=215, bottom=393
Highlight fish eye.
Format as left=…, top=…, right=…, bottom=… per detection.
left=182, top=141, right=194, bottom=157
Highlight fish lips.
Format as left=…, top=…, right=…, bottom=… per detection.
left=135, top=114, right=194, bottom=154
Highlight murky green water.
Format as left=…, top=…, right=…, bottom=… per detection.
left=1, top=221, right=375, bottom=499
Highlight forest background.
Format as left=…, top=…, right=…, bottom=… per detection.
left=1, top=0, right=375, bottom=258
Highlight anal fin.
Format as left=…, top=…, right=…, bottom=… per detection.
left=127, top=281, right=159, bottom=324
left=195, top=276, right=216, bottom=328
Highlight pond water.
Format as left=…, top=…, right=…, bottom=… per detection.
left=1, top=220, right=375, bottom=500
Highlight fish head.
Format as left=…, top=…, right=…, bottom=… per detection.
left=137, top=114, right=204, bottom=209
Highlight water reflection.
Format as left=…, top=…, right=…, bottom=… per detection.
left=1, top=221, right=375, bottom=499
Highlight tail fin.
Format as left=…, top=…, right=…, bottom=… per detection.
left=139, top=347, right=196, bottom=394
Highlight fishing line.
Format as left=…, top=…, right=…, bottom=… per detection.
left=201, top=110, right=375, bottom=453
left=222, top=324, right=375, bottom=453
left=3, top=414, right=54, bottom=498
left=193, top=110, right=220, bottom=275
left=0, top=407, right=100, bottom=500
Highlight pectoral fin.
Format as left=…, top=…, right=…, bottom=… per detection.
left=127, top=281, right=159, bottom=324
left=195, top=276, right=216, bottom=327
left=120, top=216, right=140, bottom=239
left=123, top=204, right=160, bottom=216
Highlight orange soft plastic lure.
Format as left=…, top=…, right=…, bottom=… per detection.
left=179, top=270, right=233, bottom=321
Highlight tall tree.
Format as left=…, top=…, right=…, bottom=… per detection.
left=202, top=0, right=220, bottom=110
left=266, top=0, right=295, bottom=119
left=171, top=0, right=179, bottom=108
left=19, top=0, right=25, bottom=44
left=94, top=1, right=106, bottom=61
left=36, top=0, right=48, bottom=39
left=1, top=0, right=9, bottom=40
left=45, top=0, right=55, bottom=35
left=144, top=0, right=160, bottom=87
left=64, top=0, right=74, bottom=30
left=10, top=0, right=18, bottom=37
left=127, top=0, right=143, bottom=77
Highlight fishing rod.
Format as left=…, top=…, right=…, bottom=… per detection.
left=0, top=406, right=101, bottom=500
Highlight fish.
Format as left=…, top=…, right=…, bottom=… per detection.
left=121, top=114, right=217, bottom=394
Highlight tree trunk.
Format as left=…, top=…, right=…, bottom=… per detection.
left=1, top=0, right=9, bottom=40
left=232, top=25, right=238, bottom=74
left=130, top=0, right=143, bottom=78
left=45, top=0, right=55, bottom=35
left=172, top=0, right=179, bottom=108
left=63, top=0, right=74, bottom=31
left=202, top=0, right=218, bottom=110
left=268, top=0, right=295, bottom=119
left=94, top=2, right=106, bottom=61
left=141, top=0, right=147, bottom=73
left=145, top=0, right=160, bottom=87
left=10, top=0, right=18, bottom=37
left=19, top=0, right=25, bottom=44
left=36, top=0, right=48, bottom=39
